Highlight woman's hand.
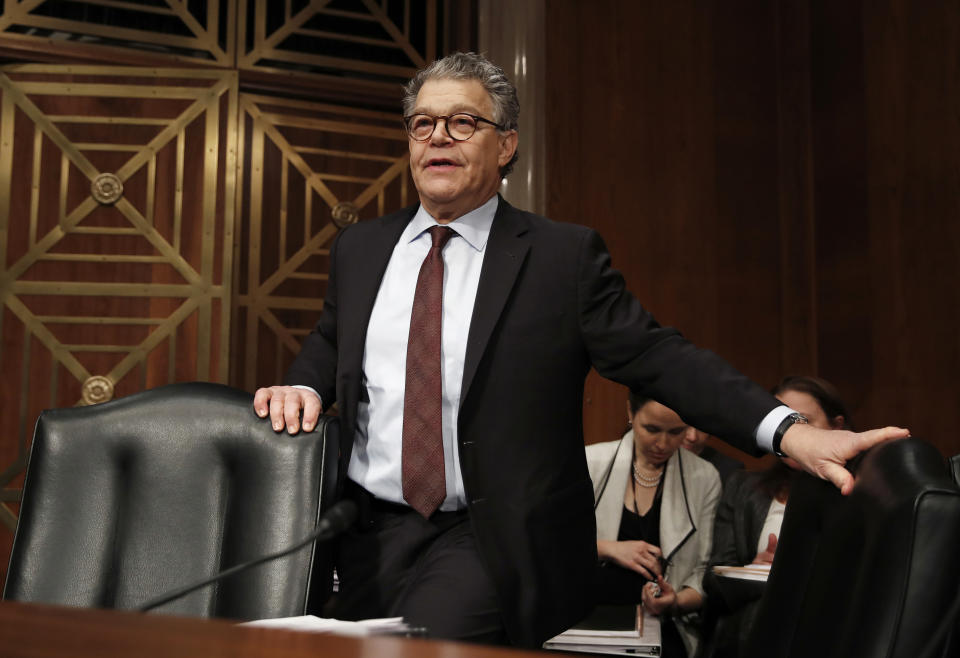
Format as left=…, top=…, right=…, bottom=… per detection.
left=641, top=575, right=677, bottom=616
left=752, top=533, right=778, bottom=565
left=597, top=539, right=663, bottom=579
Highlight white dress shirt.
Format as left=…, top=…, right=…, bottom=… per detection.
left=754, top=405, right=795, bottom=453
left=346, top=195, right=498, bottom=510
left=757, top=498, right=787, bottom=553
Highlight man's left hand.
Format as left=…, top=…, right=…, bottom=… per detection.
left=780, top=423, right=910, bottom=495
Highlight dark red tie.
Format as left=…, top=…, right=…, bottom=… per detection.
left=402, top=225, right=454, bottom=518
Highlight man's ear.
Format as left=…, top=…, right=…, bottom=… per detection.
left=626, top=399, right=633, bottom=425
left=831, top=415, right=846, bottom=430
left=498, top=130, right=518, bottom=168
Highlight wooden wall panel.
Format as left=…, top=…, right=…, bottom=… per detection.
left=820, top=0, right=960, bottom=451
left=0, top=0, right=234, bottom=66
left=775, top=0, right=818, bottom=378
left=237, top=0, right=436, bottom=98
left=546, top=1, right=785, bottom=463
left=546, top=0, right=960, bottom=462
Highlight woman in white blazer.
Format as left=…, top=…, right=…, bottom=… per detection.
left=586, top=392, right=721, bottom=658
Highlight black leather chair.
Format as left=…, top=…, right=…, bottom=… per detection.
left=943, top=454, right=960, bottom=658
left=949, top=453, right=960, bottom=488
left=3, top=382, right=339, bottom=621
left=743, top=438, right=960, bottom=658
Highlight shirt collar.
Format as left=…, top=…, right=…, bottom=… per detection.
left=403, top=194, right=499, bottom=252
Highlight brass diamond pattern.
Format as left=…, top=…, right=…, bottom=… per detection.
left=238, top=0, right=436, bottom=92
left=0, top=0, right=235, bottom=66
left=232, top=92, right=414, bottom=390
left=0, top=65, right=238, bottom=530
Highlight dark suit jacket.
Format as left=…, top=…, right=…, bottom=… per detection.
left=284, top=198, right=779, bottom=647
left=704, top=470, right=774, bottom=656
left=710, top=470, right=774, bottom=567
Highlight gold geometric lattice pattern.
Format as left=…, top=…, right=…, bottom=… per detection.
left=0, top=0, right=235, bottom=66
left=232, top=93, right=414, bottom=391
left=239, top=0, right=436, bottom=91
left=0, top=65, right=238, bottom=531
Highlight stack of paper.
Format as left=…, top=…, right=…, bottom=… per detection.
left=241, top=615, right=419, bottom=637
left=711, top=564, right=771, bottom=582
left=544, top=605, right=661, bottom=656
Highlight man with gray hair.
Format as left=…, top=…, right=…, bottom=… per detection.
left=255, top=52, right=907, bottom=647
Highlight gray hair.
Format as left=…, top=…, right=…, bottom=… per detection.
left=403, top=51, right=520, bottom=177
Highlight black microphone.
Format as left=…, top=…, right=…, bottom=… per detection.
left=137, top=499, right=357, bottom=613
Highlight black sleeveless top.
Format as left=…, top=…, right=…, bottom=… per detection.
left=618, top=479, right=663, bottom=545
left=594, top=477, right=664, bottom=604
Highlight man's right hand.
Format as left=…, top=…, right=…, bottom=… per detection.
left=780, top=423, right=909, bottom=495
left=253, top=386, right=322, bottom=435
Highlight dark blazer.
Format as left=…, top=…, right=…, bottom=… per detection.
left=285, top=198, right=779, bottom=647
left=704, top=470, right=778, bottom=656
left=710, top=470, right=774, bottom=567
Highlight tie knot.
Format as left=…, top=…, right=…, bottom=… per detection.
left=428, top=225, right=454, bottom=250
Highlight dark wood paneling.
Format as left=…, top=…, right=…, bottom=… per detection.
left=546, top=0, right=960, bottom=461
left=546, top=1, right=786, bottom=461
left=841, top=0, right=960, bottom=450
left=775, top=0, right=818, bottom=377
left=808, top=0, right=875, bottom=425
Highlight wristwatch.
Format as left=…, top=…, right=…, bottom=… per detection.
left=772, top=412, right=808, bottom=457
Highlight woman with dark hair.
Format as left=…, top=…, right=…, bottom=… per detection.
left=586, top=391, right=721, bottom=658
left=703, top=375, right=851, bottom=656
left=711, top=375, right=851, bottom=568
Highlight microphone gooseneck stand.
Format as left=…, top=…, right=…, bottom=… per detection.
left=137, top=499, right=358, bottom=613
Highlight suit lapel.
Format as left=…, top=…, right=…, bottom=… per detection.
left=661, top=449, right=696, bottom=561
left=348, top=209, right=411, bottom=315
left=460, top=198, right=530, bottom=405
left=596, top=434, right=633, bottom=540
left=340, top=207, right=414, bottom=417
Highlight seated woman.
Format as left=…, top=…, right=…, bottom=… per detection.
left=586, top=391, right=721, bottom=658
left=703, top=374, right=851, bottom=656
left=711, top=375, right=850, bottom=569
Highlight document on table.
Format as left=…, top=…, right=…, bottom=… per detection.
left=543, top=605, right=661, bottom=656
left=711, top=564, right=771, bottom=582
left=240, top=615, right=415, bottom=637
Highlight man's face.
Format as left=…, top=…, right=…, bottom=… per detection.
left=407, top=78, right=517, bottom=222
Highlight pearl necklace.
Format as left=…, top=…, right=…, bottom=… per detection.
left=632, top=462, right=663, bottom=488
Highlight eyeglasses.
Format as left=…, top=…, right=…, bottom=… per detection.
left=403, top=113, right=505, bottom=142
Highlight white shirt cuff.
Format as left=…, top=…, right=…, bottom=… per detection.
left=754, top=405, right=797, bottom=453
left=291, top=385, right=322, bottom=408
